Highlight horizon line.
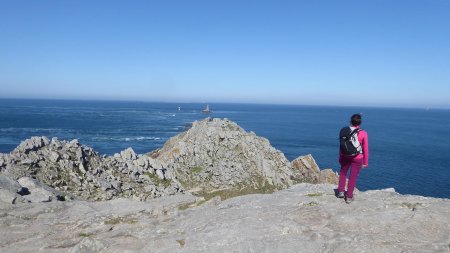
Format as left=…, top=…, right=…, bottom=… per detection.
left=0, top=96, right=449, bottom=110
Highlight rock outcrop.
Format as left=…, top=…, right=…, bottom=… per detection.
left=151, top=118, right=335, bottom=197
left=0, top=184, right=449, bottom=253
left=0, top=118, right=336, bottom=202
left=0, top=137, right=183, bottom=201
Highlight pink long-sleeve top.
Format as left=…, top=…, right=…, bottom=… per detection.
left=339, top=126, right=369, bottom=166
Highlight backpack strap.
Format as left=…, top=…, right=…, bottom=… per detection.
left=349, top=128, right=361, bottom=137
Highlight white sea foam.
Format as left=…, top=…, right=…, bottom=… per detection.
left=0, top=128, right=64, bottom=132
left=93, top=136, right=162, bottom=142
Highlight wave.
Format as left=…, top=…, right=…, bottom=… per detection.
left=92, top=136, right=162, bottom=142
left=124, top=136, right=162, bottom=141
left=0, top=128, right=65, bottom=133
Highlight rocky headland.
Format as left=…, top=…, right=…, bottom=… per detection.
left=1, top=118, right=449, bottom=252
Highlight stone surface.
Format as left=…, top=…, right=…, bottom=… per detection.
left=319, top=168, right=339, bottom=184
left=17, top=177, right=65, bottom=202
left=0, top=176, right=28, bottom=204
left=0, top=184, right=449, bottom=252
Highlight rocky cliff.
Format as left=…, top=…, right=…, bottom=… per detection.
left=0, top=137, right=182, bottom=202
left=0, top=118, right=449, bottom=252
left=152, top=118, right=337, bottom=198
left=0, top=118, right=336, bottom=203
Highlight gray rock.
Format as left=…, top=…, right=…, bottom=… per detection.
left=68, top=139, right=80, bottom=148
left=96, top=178, right=113, bottom=191
left=49, top=151, right=60, bottom=163
left=0, top=175, right=22, bottom=193
left=156, top=169, right=165, bottom=180
left=15, top=136, right=49, bottom=154
left=291, top=154, right=322, bottom=183
left=121, top=147, right=137, bottom=161
left=17, top=177, right=64, bottom=202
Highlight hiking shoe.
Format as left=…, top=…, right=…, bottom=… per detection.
left=345, top=197, right=354, bottom=204
left=337, top=192, right=345, bottom=198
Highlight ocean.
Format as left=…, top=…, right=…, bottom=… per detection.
left=1, top=98, right=449, bottom=198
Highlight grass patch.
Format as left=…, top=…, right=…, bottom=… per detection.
left=198, top=180, right=278, bottom=201
left=178, top=203, right=192, bottom=211
left=144, top=172, right=172, bottom=188
left=191, top=166, right=203, bottom=174
left=306, top=192, right=324, bottom=197
left=305, top=201, right=319, bottom=207
left=178, top=199, right=208, bottom=210
left=78, top=233, right=93, bottom=237
left=176, top=239, right=186, bottom=247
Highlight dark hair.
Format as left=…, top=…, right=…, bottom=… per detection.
left=351, top=114, right=362, bottom=126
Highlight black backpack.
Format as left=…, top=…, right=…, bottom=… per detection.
left=339, top=127, right=362, bottom=156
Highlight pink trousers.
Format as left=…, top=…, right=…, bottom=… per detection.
left=338, top=156, right=363, bottom=198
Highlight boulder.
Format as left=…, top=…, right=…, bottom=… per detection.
left=319, top=169, right=339, bottom=184
left=0, top=175, right=22, bottom=193
left=291, top=154, right=321, bottom=183
left=17, top=177, right=65, bottom=202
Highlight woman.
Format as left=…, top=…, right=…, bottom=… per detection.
left=337, top=114, right=369, bottom=204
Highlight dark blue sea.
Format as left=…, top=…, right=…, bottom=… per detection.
left=1, top=98, right=449, bottom=199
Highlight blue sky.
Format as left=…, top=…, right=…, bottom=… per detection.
left=0, top=1, right=449, bottom=108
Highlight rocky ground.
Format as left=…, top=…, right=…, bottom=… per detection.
left=1, top=118, right=448, bottom=252
left=1, top=184, right=449, bottom=253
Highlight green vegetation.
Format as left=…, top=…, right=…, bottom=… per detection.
left=305, top=201, right=319, bottom=207
left=197, top=179, right=278, bottom=202
left=144, top=172, right=172, bottom=187
left=78, top=232, right=93, bottom=237
left=178, top=203, right=192, bottom=210
left=191, top=166, right=203, bottom=174
left=176, top=239, right=186, bottom=247
left=306, top=192, right=324, bottom=197
left=178, top=199, right=210, bottom=210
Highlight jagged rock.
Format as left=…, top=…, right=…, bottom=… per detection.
left=319, top=169, right=339, bottom=184
left=152, top=118, right=296, bottom=195
left=291, top=154, right=322, bottom=183
left=14, top=136, right=49, bottom=154
left=68, top=139, right=80, bottom=148
left=121, top=147, right=137, bottom=161
left=49, top=151, right=60, bottom=163
left=96, top=178, right=113, bottom=191
left=156, top=169, right=165, bottom=180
